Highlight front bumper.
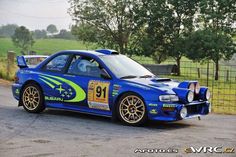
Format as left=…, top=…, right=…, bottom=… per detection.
left=146, top=101, right=211, bottom=121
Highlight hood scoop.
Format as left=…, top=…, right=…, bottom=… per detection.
left=151, top=78, right=172, bottom=82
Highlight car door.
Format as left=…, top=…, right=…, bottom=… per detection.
left=38, top=54, right=72, bottom=102
left=62, top=54, right=113, bottom=112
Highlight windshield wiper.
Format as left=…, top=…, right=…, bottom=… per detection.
left=120, top=75, right=137, bottom=79
left=139, top=75, right=154, bottom=78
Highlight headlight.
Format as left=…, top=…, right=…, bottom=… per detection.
left=195, top=82, right=200, bottom=94
left=159, top=95, right=179, bottom=102
left=187, top=91, right=194, bottom=103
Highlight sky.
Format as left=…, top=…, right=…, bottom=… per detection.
left=0, top=0, right=73, bottom=30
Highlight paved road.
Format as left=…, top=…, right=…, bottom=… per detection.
left=0, top=85, right=235, bottom=157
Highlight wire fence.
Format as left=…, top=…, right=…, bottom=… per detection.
left=0, top=54, right=235, bottom=114
left=134, top=57, right=236, bottom=114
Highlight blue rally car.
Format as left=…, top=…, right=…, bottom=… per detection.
left=12, top=49, right=211, bottom=126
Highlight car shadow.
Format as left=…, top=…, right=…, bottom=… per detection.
left=43, top=108, right=195, bottom=130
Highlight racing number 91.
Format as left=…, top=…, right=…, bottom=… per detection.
left=96, top=85, right=106, bottom=98
left=88, top=81, right=110, bottom=104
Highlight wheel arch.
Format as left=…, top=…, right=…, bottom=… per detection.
left=112, top=91, right=146, bottom=120
left=19, top=80, right=44, bottom=106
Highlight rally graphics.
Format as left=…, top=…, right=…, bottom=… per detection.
left=12, top=49, right=211, bottom=126
left=39, top=74, right=86, bottom=102
left=88, top=80, right=110, bottom=110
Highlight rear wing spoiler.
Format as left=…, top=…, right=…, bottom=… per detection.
left=17, top=55, right=48, bottom=68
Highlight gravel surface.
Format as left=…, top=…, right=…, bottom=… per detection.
left=0, top=85, right=235, bottom=157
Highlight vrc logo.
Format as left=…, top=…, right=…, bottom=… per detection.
left=185, top=146, right=235, bottom=154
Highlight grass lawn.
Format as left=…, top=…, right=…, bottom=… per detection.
left=0, top=38, right=98, bottom=56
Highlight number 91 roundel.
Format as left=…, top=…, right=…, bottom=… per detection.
left=87, top=80, right=110, bottom=110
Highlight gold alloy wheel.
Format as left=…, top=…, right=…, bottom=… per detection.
left=119, top=95, right=145, bottom=124
left=23, top=86, right=40, bottom=111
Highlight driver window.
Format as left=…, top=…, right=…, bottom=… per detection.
left=67, top=55, right=102, bottom=77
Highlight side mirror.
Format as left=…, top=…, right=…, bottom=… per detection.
left=101, top=69, right=111, bottom=80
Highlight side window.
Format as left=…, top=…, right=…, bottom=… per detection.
left=68, top=55, right=102, bottom=77
left=44, top=55, right=69, bottom=72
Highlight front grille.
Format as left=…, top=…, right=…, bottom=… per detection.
left=186, top=103, right=204, bottom=115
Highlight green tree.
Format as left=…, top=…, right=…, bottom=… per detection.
left=132, top=0, right=170, bottom=62
left=11, top=26, right=35, bottom=54
left=135, top=0, right=199, bottom=74
left=69, top=0, right=138, bottom=54
left=32, top=29, right=47, bottom=39
left=186, top=29, right=236, bottom=80
left=46, top=24, right=58, bottom=35
left=71, top=24, right=99, bottom=43
left=54, top=29, right=74, bottom=40
left=198, top=0, right=235, bottom=33
left=0, top=24, right=18, bottom=37
left=165, top=0, right=199, bottom=75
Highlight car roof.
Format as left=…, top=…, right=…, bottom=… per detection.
left=56, top=49, right=119, bottom=57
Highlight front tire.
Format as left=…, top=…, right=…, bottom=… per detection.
left=117, top=93, right=147, bottom=126
left=21, top=83, right=45, bottom=113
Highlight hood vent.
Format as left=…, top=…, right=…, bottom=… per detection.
left=151, top=78, right=172, bottom=82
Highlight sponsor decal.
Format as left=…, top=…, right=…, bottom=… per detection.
left=45, top=96, right=63, bottom=101
left=185, top=146, right=235, bottom=154
left=112, top=84, right=121, bottom=96
left=162, top=104, right=176, bottom=111
left=135, top=148, right=178, bottom=153
left=39, top=74, right=86, bottom=102
left=15, top=89, right=20, bottom=95
left=149, top=109, right=158, bottom=114
left=149, top=103, right=158, bottom=107
left=88, top=80, right=110, bottom=110
left=163, top=104, right=176, bottom=108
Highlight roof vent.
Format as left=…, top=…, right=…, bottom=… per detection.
left=95, top=49, right=119, bottom=55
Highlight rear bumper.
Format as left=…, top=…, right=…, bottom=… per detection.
left=12, top=83, right=22, bottom=100
left=146, top=101, right=211, bottom=121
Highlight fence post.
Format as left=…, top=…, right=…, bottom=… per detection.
left=197, top=68, right=201, bottom=78
left=206, top=61, right=209, bottom=87
left=7, top=51, right=16, bottom=79
left=226, top=70, right=229, bottom=82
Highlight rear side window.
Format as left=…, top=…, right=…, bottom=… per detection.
left=44, top=55, right=69, bottom=72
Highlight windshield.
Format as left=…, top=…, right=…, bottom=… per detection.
left=100, top=55, right=154, bottom=78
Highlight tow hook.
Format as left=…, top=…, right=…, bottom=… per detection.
left=198, top=116, right=201, bottom=120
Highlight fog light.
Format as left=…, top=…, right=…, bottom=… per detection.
left=180, top=107, right=187, bottom=119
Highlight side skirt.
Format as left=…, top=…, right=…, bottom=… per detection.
left=45, top=102, right=112, bottom=117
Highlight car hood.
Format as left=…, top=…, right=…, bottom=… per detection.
left=124, top=77, right=180, bottom=94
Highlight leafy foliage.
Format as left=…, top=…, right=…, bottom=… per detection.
left=54, top=29, right=75, bottom=40
left=69, top=0, right=138, bottom=54
left=32, top=29, right=47, bottom=39
left=186, top=28, right=236, bottom=80
left=11, top=26, right=35, bottom=54
left=47, top=24, right=58, bottom=35
left=198, top=0, right=236, bottom=33
left=0, top=24, right=18, bottom=37
left=68, top=0, right=236, bottom=76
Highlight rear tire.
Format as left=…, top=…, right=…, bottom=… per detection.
left=21, top=83, right=45, bottom=113
left=117, top=93, right=147, bottom=126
